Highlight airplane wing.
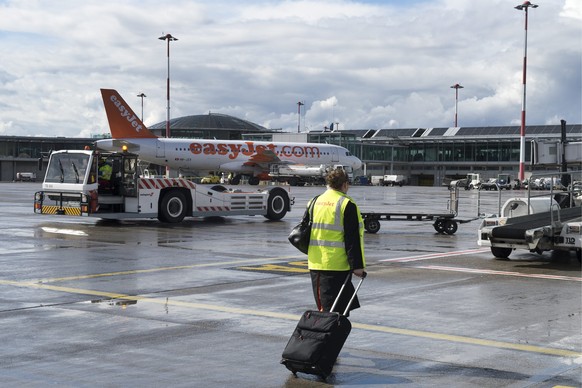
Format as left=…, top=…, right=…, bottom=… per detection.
left=242, top=149, right=281, bottom=167
left=219, top=149, right=294, bottom=172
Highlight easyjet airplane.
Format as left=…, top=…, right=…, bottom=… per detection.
left=95, top=89, right=362, bottom=184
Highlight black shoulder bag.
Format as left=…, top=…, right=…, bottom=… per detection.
left=287, top=195, right=319, bottom=254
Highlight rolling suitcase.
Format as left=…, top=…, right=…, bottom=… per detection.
left=281, top=273, right=365, bottom=379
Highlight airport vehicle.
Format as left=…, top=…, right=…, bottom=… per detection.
left=200, top=172, right=221, bottom=184
left=496, top=173, right=513, bottom=190
left=95, top=89, right=361, bottom=185
left=34, top=149, right=292, bottom=223
left=479, top=174, right=517, bottom=191
left=16, top=172, right=36, bottom=182
left=382, top=174, right=407, bottom=187
left=449, top=173, right=481, bottom=190
left=370, top=176, right=384, bottom=186
left=269, top=164, right=353, bottom=186
left=478, top=172, right=581, bottom=262
left=480, top=178, right=499, bottom=191
left=361, top=185, right=476, bottom=234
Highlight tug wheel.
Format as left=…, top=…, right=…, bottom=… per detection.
left=159, top=190, right=188, bottom=223
left=265, top=188, right=289, bottom=221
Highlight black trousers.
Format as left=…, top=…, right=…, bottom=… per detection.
left=310, top=270, right=360, bottom=316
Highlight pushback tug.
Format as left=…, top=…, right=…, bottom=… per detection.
left=34, top=149, right=292, bottom=223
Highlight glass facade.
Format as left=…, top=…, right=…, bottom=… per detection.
left=0, top=138, right=91, bottom=159
left=404, top=140, right=524, bottom=163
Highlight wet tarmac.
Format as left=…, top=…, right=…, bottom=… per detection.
left=0, top=182, right=580, bottom=387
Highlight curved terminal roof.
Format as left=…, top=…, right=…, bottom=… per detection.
left=149, top=113, right=272, bottom=132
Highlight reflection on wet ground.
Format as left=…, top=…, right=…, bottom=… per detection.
left=0, top=183, right=580, bottom=387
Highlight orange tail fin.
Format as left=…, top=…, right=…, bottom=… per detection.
left=100, top=89, right=157, bottom=139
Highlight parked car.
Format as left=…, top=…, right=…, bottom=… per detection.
left=480, top=178, right=498, bottom=191
left=496, top=174, right=513, bottom=190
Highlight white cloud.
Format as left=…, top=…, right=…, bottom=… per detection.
left=0, top=0, right=579, bottom=137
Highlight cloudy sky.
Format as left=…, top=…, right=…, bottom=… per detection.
left=0, top=0, right=580, bottom=138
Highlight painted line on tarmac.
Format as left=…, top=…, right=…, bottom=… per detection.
left=351, top=321, right=582, bottom=358
left=31, top=256, right=302, bottom=284
left=380, top=248, right=490, bottom=263
left=0, top=278, right=580, bottom=359
left=414, top=265, right=582, bottom=282
left=235, top=260, right=308, bottom=274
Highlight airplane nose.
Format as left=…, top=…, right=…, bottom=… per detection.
left=352, top=157, right=362, bottom=170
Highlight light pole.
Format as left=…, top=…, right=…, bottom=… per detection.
left=514, top=1, right=538, bottom=182
left=450, top=83, right=464, bottom=127
left=158, top=33, right=178, bottom=139
left=137, top=93, right=146, bottom=122
left=297, top=101, right=304, bottom=133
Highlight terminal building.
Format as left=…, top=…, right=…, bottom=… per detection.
left=1, top=113, right=580, bottom=186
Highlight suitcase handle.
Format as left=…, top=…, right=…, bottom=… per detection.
left=330, top=271, right=366, bottom=316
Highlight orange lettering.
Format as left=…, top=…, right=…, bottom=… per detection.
left=228, top=144, right=242, bottom=159
left=217, top=143, right=228, bottom=155
left=242, top=141, right=255, bottom=156
left=190, top=142, right=202, bottom=154
left=203, top=143, right=216, bottom=155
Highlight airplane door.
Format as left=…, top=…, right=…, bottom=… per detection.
left=331, top=147, right=339, bottom=163
left=156, top=140, right=165, bottom=158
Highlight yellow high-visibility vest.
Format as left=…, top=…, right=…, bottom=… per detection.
left=99, top=164, right=112, bottom=180
left=307, top=189, right=365, bottom=270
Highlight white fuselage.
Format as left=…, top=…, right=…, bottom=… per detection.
left=96, top=138, right=362, bottom=175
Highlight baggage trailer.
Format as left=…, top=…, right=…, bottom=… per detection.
left=361, top=185, right=477, bottom=234
left=34, top=150, right=293, bottom=223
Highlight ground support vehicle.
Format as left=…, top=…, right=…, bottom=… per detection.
left=479, top=178, right=499, bottom=191
left=34, top=150, right=292, bottom=223
left=496, top=174, right=513, bottom=190
left=361, top=185, right=477, bottom=235
left=553, top=219, right=582, bottom=262
left=16, top=172, right=36, bottom=182
left=269, top=164, right=353, bottom=186
left=382, top=174, right=407, bottom=187
left=478, top=172, right=581, bottom=262
left=450, top=173, right=481, bottom=190
left=480, top=174, right=515, bottom=191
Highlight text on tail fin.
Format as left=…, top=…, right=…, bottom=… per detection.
left=100, top=89, right=157, bottom=139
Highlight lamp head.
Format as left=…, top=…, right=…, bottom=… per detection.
left=515, top=1, right=538, bottom=10
left=159, top=33, right=178, bottom=41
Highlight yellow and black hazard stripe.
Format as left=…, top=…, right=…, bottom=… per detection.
left=40, top=206, right=82, bottom=216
